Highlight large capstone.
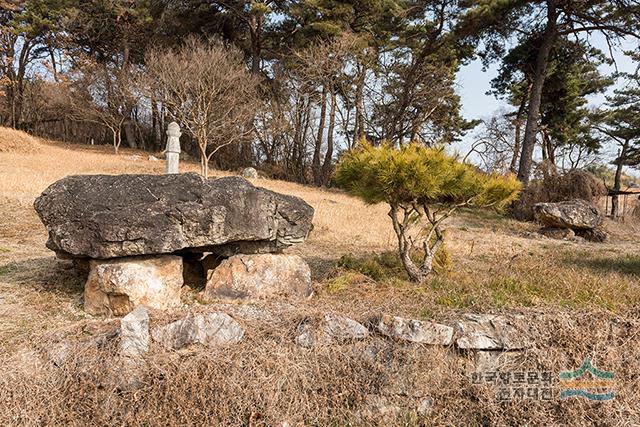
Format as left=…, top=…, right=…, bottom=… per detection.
left=533, top=199, right=602, bottom=230
left=34, top=174, right=314, bottom=259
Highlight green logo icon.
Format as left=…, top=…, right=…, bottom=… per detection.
left=559, top=358, right=615, bottom=401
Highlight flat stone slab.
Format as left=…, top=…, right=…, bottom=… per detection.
left=34, top=173, right=314, bottom=259
left=454, top=314, right=528, bottom=350
left=375, top=315, right=453, bottom=345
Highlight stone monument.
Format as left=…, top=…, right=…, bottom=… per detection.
left=165, top=122, right=181, bottom=174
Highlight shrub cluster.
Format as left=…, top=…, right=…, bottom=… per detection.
left=513, top=169, right=607, bottom=220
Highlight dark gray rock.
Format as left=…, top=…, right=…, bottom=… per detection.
left=576, top=227, right=609, bottom=243
left=533, top=199, right=602, bottom=230
left=34, top=174, right=314, bottom=259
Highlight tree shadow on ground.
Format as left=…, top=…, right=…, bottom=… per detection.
left=564, top=253, right=640, bottom=278
left=304, top=256, right=339, bottom=282
left=0, top=256, right=86, bottom=297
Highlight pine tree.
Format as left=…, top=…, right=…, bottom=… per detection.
left=459, top=0, right=640, bottom=186
left=592, top=57, right=640, bottom=218
left=0, top=0, right=69, bottom=127
left=335, top=141, right=521, bottom=282
left=490, top=36, right=612, bottom=174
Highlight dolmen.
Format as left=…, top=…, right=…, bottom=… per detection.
left=533, top=199, right=607, bottom=242
left=35, top=173, right=315, bottom=316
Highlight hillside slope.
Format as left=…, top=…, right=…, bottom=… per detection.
left=1, top=128, right=640, bottom=425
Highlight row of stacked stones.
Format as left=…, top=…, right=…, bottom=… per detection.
left=34, top=173, right=315, bottom=316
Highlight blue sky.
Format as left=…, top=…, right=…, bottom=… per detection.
left=453, top=35, right=639, bottom=164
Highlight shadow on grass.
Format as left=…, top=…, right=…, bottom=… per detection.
left=0, top=256, right=85, bottom=297
left=565, top=253, right=640, bottom=278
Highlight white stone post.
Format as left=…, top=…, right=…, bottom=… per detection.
left=165, top=122, right=182, bottom=174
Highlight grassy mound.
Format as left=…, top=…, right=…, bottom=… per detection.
left=0, top=127, right=42, bottom=153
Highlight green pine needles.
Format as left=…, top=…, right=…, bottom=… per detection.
left=335, top=142, right=522, bottom=282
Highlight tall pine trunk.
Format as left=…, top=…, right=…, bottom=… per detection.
left=517, top=2, right=557, bottom=186
left=353, top=63, right=366, bottom=149
left=510, top=87, right=530, bottom=173
left=612, top=140, right=629, bottom=219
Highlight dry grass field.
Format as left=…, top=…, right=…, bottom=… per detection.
left=2, top=128, right=640, bottom=425
left=2, top=127, right=640, bottom=347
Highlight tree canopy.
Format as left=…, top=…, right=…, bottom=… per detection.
left=0, top=0, right=637, bottom=188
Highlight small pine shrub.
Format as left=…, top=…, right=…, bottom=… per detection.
left=335, top=141, right=521, bottom=282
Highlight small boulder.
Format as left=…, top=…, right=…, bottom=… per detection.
left=119, top=306, right=150, bottom=358
left=152, top=312, right=244, bottom=350
left=455, top=314, right=527, bottom=350
left=295, top=314, right=369, bottom=348
left=84, top=255, right=183, bottom=317
left=533, top=199, right=602, bottom=230
left=375, top=315, right=453, bottom=345
left=116, top=307, right=150, bottom=389
left=201, top=254, right=312, bottom=301
left=241, top=167, right=259, bottom=179
left=576, top=227, right=608, bottom=243
left=323, top=314, right=369, bottom=341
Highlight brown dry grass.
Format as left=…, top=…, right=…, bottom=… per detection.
left=2, top=127, right=640, bottom=341
left=0, top=127, right=42, bottom=154
left=0, top=305, right=638, bottom=426
left=1, top=127, right=640, bottom=425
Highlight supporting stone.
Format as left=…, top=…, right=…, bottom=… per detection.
left=201, top=254, right=312, bottom=301
left=84, top=255, right=183, bottom=317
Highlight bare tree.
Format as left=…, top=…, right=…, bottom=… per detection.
left=293, top=35, right=357, bottom=186
left=68, top=58, right=141, bottom=154
left=464, top=114, right=518, bottom=173
left=145, top=38, right=259, bottom=178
